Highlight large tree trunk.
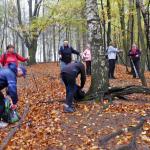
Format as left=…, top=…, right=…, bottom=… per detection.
left=16, top=0, right=43, bottom=64
left=101, top=0, right=106, bottom=52
left=86, top=0, right=109, bottom=96
left=107, top=0, right=111, bottom=46
left=53, top=24, right=56, bottom=62
left=127, top=0, right=134, bottom=50
left=118, top=0, right=127, bottom=64
left=28, top=39, right=38, bottom=64
left=136, top=0, right=150, bottom=70
left=136, top=0, right=147, bottom=86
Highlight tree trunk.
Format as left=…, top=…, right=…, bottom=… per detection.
left=136, top=0, right=147, bottom=86
left=127, top=0, right=134, bottom=50
left=86, top=0, right=109, bottom=96
left=53, top=24, right=56, bottom=61
left=107, top=0, right=111, bottom=46
left=16, top=0, right=43, bottom=64
left=28, top=39, right=38, bottom=64
left=118, top=0, right=127, bottom=64
left=76, top=27, right=81, bottom=52
left=101, top=0, right=106, bottom=52
left=137, top=0, right=150, bottom=70
left=42, top=0, right=46, bottom=62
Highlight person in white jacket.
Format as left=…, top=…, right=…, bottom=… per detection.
left=107, top=42, right=118, bottom=79
left=82, top=44, right=91, bottom=75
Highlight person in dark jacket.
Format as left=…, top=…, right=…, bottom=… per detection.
left=128, top=43, right=141, bottom=78
left=61, top=61, right=86, bottom=113
left=0, top=63, right=26, bottom=123
left=59, top=40, right=80, bottom=70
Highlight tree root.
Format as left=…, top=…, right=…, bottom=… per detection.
left=98, top=112, right=150, bottom=149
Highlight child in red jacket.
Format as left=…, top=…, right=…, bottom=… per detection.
left=0, top=44, right=29, bottom=67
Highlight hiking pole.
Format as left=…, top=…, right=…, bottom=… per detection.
left=117, top=53, right=130, bottom=73
left=130, top=57, right=139, bottom=78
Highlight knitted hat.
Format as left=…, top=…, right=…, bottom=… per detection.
left=18, top=66, right=27, bottom=78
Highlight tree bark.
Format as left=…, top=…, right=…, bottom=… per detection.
left=118, top=0, right=127, bottom=64
left=136, top=0, right=147, bottom=86
left=16, top=0, right=43, bottom=64
left=136, top=0, right=150, bottom=70
left=53, top=24, right=56, bottom=61
left=86, top=0, right=109, bottom=96
left=107, top=0, right=111, bottom=46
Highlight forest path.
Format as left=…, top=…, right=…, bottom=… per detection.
left=0, top=63, right=149, bottom=150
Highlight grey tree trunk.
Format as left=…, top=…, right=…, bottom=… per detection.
left=118, top=0, right=127, bottom=64
left=53, top=24, right=56, bottom=61
left=136, top=0, right=150, bottom=70
left=136, top=0, right=147, bottom=86
left=16, top=0, right=43, bottom=64
left=127, top=0, right=134, bottom=50
left=86, top=0, right=109, bottom=95
left=107, top=0, right=111, bottom=46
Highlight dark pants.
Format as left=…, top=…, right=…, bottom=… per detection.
left=108, top=59, right=116, bottom=78
left=131, top=59, right=140, bottom=77
left=61, top=73, right=77, bottom=107
left=0, top=91, right=5, bottom=119
left=85, top=61, right=91, bottom=75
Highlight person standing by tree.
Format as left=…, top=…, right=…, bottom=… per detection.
left=82, top=44, right=91, bottom=75
left=107, top=42, right=119, bottom=79
left=0, top=44, right=29, bottom=67
left=59, top=40, right=80, bottom=70
left=128, top=43, right=141, bottom=78
left=61, top=61, right=86, bottom=113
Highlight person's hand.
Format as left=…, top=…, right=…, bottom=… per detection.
left=10, top=104, right=17, bottom=110
left=135, top=55, right=139, bottom=57
left=27, top=56, right=30, bottom=60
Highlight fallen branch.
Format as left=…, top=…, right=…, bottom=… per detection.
left=98, top=113, right=150, bottom=149
left=108, top=85, right=150, bottom=97
left=0, top=103, right=30, bottom=150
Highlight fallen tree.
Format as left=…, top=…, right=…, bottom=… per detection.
left=98, top=111, right=150, bottom=150
left=85, top=85, right=150, bottom=101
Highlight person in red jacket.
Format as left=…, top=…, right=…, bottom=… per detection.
left=0, top=44, right=29, bottom=67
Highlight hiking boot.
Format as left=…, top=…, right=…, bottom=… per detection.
left=0, top=121, right=8, bottom=128
left=64, top=105, right=75, bottom=113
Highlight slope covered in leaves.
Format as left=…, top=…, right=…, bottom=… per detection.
left=0, top=63, right=150, bottom=150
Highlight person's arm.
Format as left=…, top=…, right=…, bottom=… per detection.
left=71, top=47, right=80, bottom=55
left=6, top=74, right=18, bottom=105
left=16, top=53, right=28, bottom=62
left=82, top=50, right=87, bottom=59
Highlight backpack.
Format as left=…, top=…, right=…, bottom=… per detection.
left=1, top=98, right=20, bottom=123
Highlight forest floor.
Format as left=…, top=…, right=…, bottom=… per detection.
left=0, top=63, right=150, bottom=150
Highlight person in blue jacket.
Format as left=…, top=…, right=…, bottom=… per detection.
left=61, top=61, right=86, bottom=113
left=0, top=63, right=26, bottom=124
left=59, top=40, right=80, bottom=70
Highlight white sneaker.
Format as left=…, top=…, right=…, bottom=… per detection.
left=0, top=121, right=8, bottom=128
